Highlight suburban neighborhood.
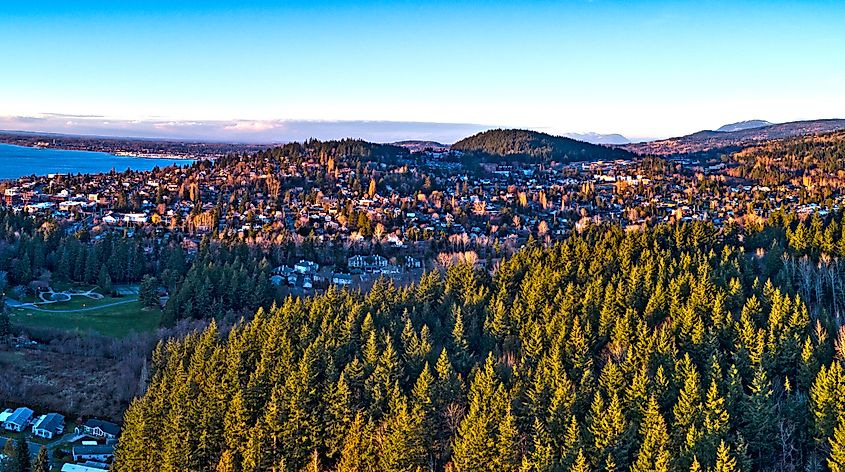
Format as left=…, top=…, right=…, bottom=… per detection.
left=1, top=405, right=117, bottom=471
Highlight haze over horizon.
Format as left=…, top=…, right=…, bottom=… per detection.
left=2, top=0, right=845, bottom=142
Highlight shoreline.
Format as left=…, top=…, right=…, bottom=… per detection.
left=0, top=141, right=199, bottom=161
left=0, top=143, right=198, bottom=181
left=0, top=132, right=264, bottom=162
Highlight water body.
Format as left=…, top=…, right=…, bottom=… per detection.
left=0, top=143, right=194, bottom=180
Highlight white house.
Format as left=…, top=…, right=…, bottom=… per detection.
left=348, top=255, right=388, bottom=273
left=123, top=213, right=149, bottom=224
left=2, top=407, right=34, bottom=432
left=75, top=419, right=120, bottom=440
left=331, top=273, right=353, bottom=286
left=32, top=412, right=65, bottom=439
left=294, top=260, right=319, bottom=275
left=385, top=234, right=405, bottom=247
left=72, top=444, right=115, bottom=462
left=62, top=464, right=110, bottom=472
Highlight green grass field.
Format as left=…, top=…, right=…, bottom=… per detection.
left=10, top=299, right=161, bottom=337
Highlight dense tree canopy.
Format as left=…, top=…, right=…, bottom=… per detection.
left=451, top=129, right=633, bottom=163
left=116, top=214, right=845, bottom=471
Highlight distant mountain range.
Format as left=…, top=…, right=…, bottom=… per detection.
left=451, top=128, right=633, bottom=163
left=716, top=120, right=773, bottom=133
left=624, top=119, right=845, bottom=156
left=562, top=132, right=630, bottom=145
left=392, top=140, right=449, bottom=153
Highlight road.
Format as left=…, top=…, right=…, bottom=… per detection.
left=2, top=433, right=87, bottom=464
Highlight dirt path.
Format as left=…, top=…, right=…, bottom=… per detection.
left=6, top=297, right=138, bottom=313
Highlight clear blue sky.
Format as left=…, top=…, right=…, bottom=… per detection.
left=2, top=0, right=844, bottom=142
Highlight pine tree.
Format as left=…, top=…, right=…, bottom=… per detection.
left=223, top=390, right=249, bottom=467
left=0, top=301, right=10, bottom=339
left=336, top=414, right=378, bottom=472
left=13, top=438, right=31, bottom=472
left=380, top=387, right=427, bottom=472
left=588, top=391, right=631, bottom=468
left=829, top=417, right=845, bottom=472
left=689, top=456, right=702, bottom=472
left=742, top=367, right=775, bottom=467
left=569, top=449, right=591, bottom=472
left=496, top=405, right=521, bottom=471
left=139, top=274, right=159, bottom=308
left=451, top=307, right=472, bottom=373
left=215, top=450, right=236, bottom=472
left=452, top=356, right=504, bottom=471
left=33, top=446, right=49, bottom=472
left=631, top=396, right=670, bottom=472
left=98, top=263, right=113, bottom=294
left=713, top=440, right=738, bottom=472
left=672, top=354, right=703, bottom=468
left=701, top=379, right=730, bottom=462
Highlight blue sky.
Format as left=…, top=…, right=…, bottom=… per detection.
left=2, top=0, right=844, bottom=142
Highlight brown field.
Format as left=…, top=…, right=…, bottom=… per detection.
left=0, top=348, right=137, bottom=422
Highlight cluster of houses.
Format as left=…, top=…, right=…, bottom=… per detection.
left=1, top=406, right=119, bottom=470
left=270, top=254, right=423, bottom=291
left=1, top=407, right=64, bottom=439
left=3, top=143, right=845, bottom=284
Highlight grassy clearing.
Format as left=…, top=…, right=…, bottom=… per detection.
left=10, top=300, right=161, bottom=337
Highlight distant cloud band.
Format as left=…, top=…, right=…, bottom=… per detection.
left=0, top=115, right=492, bottom=144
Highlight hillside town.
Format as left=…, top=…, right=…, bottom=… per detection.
left=1, top=137, right=843, bottom=295
left=1, top=131, right=841, bottom=470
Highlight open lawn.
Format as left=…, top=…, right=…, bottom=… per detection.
left=9, top=300, right=161, bottom=337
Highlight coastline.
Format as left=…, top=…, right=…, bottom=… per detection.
left=0, top=143, right=197, bottom=181
left=0, top=131, right=265, bottom=161
left=0, top=142, right=198, bottom=161
left=0, top=139, right=199, bottom=161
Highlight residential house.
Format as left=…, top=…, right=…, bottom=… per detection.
left=32, top=412, right=65, bottom=439
left=62, top=464, right=109, bottom=472
left=331, top=273, right=353, bottom=286
left=72, top=444, right=115, bottom=462
left=76, top=419, right=120, bottom=440
left=382, top=264, right=401, bottom=275
left=348, top=255, right=388, bottom=273
left=2, top=407, right=34, bottom=432
left=294, top=260, right=319, bottom=275
left=123, top=213, right=149, bottom=224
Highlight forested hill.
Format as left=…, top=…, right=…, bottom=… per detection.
left=727, top=130, right=845, bottom=187
left=451, top=129, right=634, bottom=163
left=215, top=138, right=410, bottom=167
left=624, top=119, right=845, bottom=157
left=117, top=212, right=845, bottom=471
